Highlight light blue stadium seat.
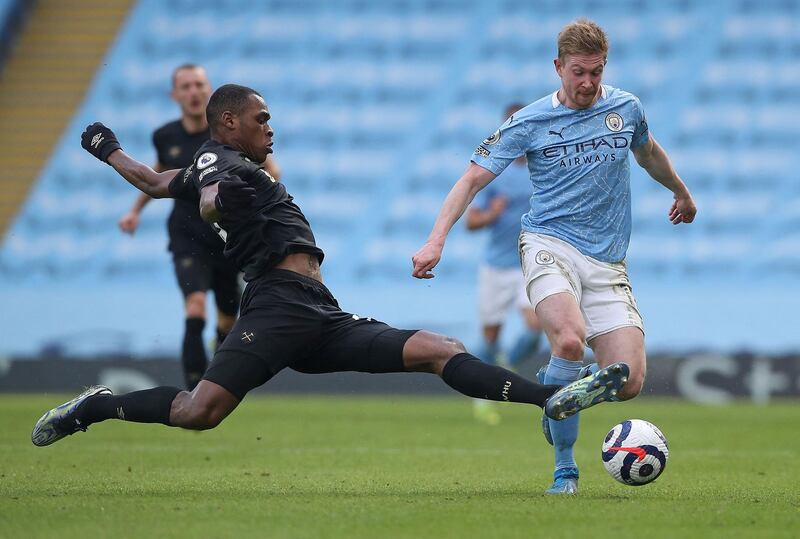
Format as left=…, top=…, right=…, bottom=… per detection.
left=1, top=0, right=794, bottom=288
left=1, top=0, right=799, bottom=355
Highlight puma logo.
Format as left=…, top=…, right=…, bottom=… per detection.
left=502, top=380, right=512, bottom=401
left=548, top=127, right=565, bottom=140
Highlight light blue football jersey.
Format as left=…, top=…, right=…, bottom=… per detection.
left=470, top=85, right=650, bottom=263
left=472, top=160, right=531, bottom=269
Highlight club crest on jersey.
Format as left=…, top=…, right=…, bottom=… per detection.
left=169, top=146, right=181, bottom=159
left=605, top=112, right=624, bottom=132
left=197, top=152, right=218, bottom=169
left=483, top=130, right=501, bottom=145
left=535, top=250, right=554, bottom=265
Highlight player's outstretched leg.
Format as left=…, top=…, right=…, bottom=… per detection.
left=402, top=331, right=561, bottom=408
left=545, top=362, right=628, bottom=420
left=31, top=380, right=240, bottom=447
left=443, top=353, right=560, bottom=406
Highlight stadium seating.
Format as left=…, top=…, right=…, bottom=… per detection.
left=1, top=0, right=798, bottom=354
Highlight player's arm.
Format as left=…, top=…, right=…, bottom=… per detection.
left=633, top=136, right=697, bottom=225
left=118, top=192, right=150, bottom=234
left=118, top=161, right=166, bottom=234
left=81, top=122, right=178, bottom=198
left=199, top=183, right=222, bottom=223
left=466, top=196, right=508, bottom=230
left=107, top=152, right=179, bottom=198
left=412, top=163, right=496, bottom=279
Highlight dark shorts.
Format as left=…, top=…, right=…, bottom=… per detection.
left=203, top=269, right=418, bottom=400
left=172, top=252, right=241, bottom=316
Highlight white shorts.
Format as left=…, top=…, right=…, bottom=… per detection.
left=519, top=232, right=644, bottom=341
left=478, top=264, right=532, bottom=326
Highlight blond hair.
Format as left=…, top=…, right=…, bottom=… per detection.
left=557, top=18, right=609, bottom=61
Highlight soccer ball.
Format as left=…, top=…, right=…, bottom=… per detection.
left=601, top=419, right=669, bottom=486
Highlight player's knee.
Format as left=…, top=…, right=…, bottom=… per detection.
left=185, top=292, right=207, bottom=318
left=548, top=329, right=585, bottom=360
left=446, top=336, right=467, bottom=356
left=428, top=336, right=466, bottom=372
left=404, top=332, right=466, bottom=374
left=189, top=413, right=223, bottom=431
left=482, top=325, right=501, bottom=343
left=186, top=403, right=226, bottom=430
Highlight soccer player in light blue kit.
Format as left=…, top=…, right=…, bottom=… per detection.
left=413, top=19, right=697, bottom=494
left=467, top=102, right=545, bottom=425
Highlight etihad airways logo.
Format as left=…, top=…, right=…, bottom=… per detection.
left=542, top=135, right=629, bottom=168
left=542, top=135, right=629, bottom=158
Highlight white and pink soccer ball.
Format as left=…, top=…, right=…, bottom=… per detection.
left=602, top=419, right=669, bottom=486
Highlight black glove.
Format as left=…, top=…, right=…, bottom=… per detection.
left=80, top=122, right=121, bottom=163
left=214, top=176, right=256, bottom=216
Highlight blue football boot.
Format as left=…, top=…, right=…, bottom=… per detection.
left=545, top=467, right=579, bottom=495
left=31, top=385, right=112, bottom=447
left=544, top=362, right=629, bottom=421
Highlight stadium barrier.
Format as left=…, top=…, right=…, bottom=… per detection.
left=1, top=353, right=798, bottom=403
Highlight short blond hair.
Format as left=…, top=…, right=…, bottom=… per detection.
left=557, top=18, right=609, bottom=61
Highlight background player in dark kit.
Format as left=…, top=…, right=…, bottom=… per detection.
left=32, top=84, right=627, bottom=448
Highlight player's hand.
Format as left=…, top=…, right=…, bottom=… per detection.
left=80, top=122, right=122, bottom=163
left=488, top=196, right=508, bottom=219
left=412, top=241, right=443, bottom=279
left=118, top=211, right=140, bottom=235
left=668, top=193, right=697, bottom=225
left=214, top=176, right=256, bottom=216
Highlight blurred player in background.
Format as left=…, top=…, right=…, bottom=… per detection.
left=467, top=103, right=544, bottom=426
left=412, top=18, right=696, bottom=494
left=32, top=84, right=630, bottom=450
left=117, top=64, right=280, bottom=390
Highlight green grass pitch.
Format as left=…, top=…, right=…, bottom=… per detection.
left=1, top=394, right=798, bottom=538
